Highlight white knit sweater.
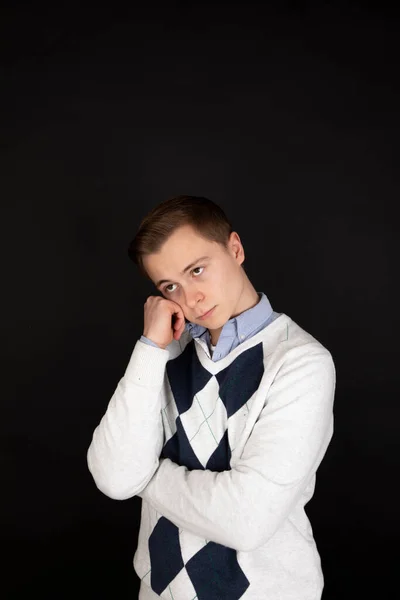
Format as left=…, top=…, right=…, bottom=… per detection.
left=87, top=313, right=336, bottom=599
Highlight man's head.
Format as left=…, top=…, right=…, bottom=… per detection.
left=128, top=195, right=259, bottom=342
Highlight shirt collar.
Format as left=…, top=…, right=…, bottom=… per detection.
left=184, top=292, right=273, bottom=342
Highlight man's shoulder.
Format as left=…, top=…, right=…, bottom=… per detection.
left=277, top=314, right=334, bottom=370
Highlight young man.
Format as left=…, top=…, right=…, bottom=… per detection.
left=87, top=196, right=336, bottom=599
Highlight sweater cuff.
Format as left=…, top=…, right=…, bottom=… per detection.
left=123, top=339, right=170, bottom=389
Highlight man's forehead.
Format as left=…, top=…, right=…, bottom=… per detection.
left=145, top=237, right=211, bottom=269
left=147, top=233, right=212, bottom=266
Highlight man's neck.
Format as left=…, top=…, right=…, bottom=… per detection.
left=209, top=330, right=220, bottom=347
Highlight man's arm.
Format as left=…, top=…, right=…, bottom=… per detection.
left=138, top=343, right=336, bottom=552
left=87, top=339, right=169, bottom=499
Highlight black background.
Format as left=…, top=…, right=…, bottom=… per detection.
left=2, top=1, right=399, bottom=598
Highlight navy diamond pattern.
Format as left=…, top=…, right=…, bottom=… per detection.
left=148, top=339, right=265, bottom=598
left=161, top=415, right=204, bottom=470
left=216, top=343, right=265, bottom=418
left=186, top=542, right=250, bottom=600
left=166, top=341, right=213, bottom=415
left=206, top=427, right=231, bottom=472
left=149, top=517, right=184, bottom=595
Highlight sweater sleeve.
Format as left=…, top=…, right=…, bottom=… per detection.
left=138, top=343, right=336, bottom=552
left=87, top=339, right=170, bottom=499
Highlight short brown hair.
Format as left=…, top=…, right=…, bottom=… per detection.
left=128, top=195, right=234, bottom=281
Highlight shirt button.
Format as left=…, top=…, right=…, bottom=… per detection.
left=241, top=335, right=245, bottom=339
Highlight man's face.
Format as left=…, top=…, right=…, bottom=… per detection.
left=142, top=224, right=246, bottom=329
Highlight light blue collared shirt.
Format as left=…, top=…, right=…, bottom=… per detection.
left=140, top=292, right=281, bottom=362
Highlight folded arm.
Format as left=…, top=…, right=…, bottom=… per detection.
left=138, top=344, right=336, bottom=552
left=87, top=340, right=169, bottom=499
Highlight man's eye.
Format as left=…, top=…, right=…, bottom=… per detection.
left=163, top=266, right=204, bottom=294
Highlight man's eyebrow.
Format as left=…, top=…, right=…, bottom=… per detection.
left=156, top=256, right=211, bottom=287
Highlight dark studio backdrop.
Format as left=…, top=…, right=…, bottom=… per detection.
left=1, top=1, right=399, bottom=598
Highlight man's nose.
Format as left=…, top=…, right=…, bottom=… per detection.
left=184, top=288, right=203, bottom=308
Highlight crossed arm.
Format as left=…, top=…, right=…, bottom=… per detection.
left=137, top=346, right=336, bottom=552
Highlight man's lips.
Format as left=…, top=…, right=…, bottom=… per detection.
left=197, top=306, right=216, bottom=319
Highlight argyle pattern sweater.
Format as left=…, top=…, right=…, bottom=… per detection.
left=87, top=311, right=336, bottom=600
